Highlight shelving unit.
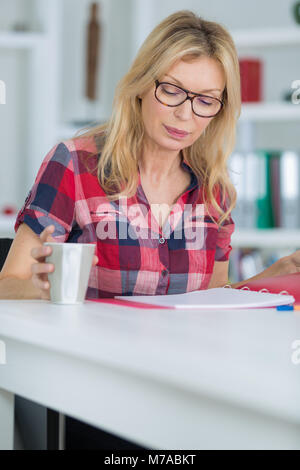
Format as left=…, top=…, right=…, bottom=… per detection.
left=0, top=0, right=133, bottom=238
left=235, top=26, right=300, bottom=131
left=0, top=32, right=46, bottom=49
left=0, top=0, right=61, bottom=237
left=232, top=27, right=300, bottom=48
left=232, top=25, right=300, bottom=250
left=240, top=102, right=300, bottom=122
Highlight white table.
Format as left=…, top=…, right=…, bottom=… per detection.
left=0, top=300, right=300, bottom=450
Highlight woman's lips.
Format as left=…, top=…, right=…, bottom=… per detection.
left=164, top=125, right=190, bottom=139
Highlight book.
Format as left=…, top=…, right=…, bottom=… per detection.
left=114, top=287, right=295, bottom=309
left=236, top=272, right=300, bottom=303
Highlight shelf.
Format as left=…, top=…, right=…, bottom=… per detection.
left=239, top=102, right=300, bottom=122
left=232, top=27, right=300, bottom=48
left=0, top=215, right=16, bottom=238
left=232, top=229, right=300, bottom=249
left=0, top=32, right=46, bottom=49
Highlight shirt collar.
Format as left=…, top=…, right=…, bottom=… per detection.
left=181, top=159, right=199, bottom=192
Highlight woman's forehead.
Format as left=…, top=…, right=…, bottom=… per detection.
left=163, top=57, right=225, bottom=94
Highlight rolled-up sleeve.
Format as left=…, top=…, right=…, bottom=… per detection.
left=214, top=214, right=235, bottom=261
left=214, top=185, right=235, bottom=262
left=15, top=142, right=76, bottom=242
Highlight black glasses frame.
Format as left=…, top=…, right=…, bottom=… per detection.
left=154, top=80, right=224, bottom=118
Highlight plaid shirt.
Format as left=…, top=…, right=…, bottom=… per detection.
left=15, top=136, right=235, bottom=299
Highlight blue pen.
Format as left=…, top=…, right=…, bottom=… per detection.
left=276, top=305, right=294, bottom=311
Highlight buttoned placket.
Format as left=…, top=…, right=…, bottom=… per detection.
left=136, top=163, right=199, bottom=294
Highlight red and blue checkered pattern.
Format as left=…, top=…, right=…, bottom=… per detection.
left=15, top=136, right=235, bottom=299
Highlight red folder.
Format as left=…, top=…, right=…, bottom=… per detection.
left=88, top=298, right=173, bottom=309
left=236, top=272, right=300, bottom=303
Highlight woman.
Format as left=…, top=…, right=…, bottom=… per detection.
left=0, top=11, right=299, bottom=300
left=1, top=9, right=299, bottom=450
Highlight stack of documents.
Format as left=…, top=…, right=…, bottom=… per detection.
left=115, top=288, right=295, bottom=309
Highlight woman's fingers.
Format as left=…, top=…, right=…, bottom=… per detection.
left=30, top=225, right=56, bottom=261
left=31, top=262, right=54, bottom=275
left=31, top=244, right=52, bottom=261
left=32, top=273, right=51, bottom=294
left=40, top=225, right=56, bottom=244
left=93, top=254, right=99, bottom=266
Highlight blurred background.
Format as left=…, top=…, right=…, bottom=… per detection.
left=0, top=0, right=300, bottom=282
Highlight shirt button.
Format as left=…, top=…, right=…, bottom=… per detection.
left=162, top=269, right=168, bottom=277
left=159, top=237, right=166, bottom=245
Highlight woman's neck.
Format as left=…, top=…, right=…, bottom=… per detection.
left=138, top=147, right=183, bottom=185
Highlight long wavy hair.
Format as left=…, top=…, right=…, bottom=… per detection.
left=74, top=10, right=241, bottom=225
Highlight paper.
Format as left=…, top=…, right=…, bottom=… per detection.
left=115, top=287, right=295, bottom=309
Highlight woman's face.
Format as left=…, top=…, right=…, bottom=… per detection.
left=140, top=56, right=225, bottom=154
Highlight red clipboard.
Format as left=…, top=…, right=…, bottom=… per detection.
left=236, top=272, right=300, bottom=303
left=88, top=298, right=174, bottom=309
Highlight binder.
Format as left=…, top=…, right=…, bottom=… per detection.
left=279, top=151, right=300, bottom=229
left=256, top=150, right=274, bottom=229
left=239, top=58, right=263, bottom=102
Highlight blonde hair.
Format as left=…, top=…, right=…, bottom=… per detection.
left=75, top=10, right=241, bottom=225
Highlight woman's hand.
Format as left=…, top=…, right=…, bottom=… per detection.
left=30, top=225, right=99, bottom=300
left=231, top=249, right=300, bottom=289
left=271, top=250, right=300, bottom=276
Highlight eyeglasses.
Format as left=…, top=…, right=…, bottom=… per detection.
left=154, top=80, right=224, bottom=118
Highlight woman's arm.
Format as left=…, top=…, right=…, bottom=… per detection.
left=207, top=261, right=229, bottom=288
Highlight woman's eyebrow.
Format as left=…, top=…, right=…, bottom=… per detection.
left=165, top=74, right=222, bottom=93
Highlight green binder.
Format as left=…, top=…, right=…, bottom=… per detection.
left=255, top=150, right=275, bottom=229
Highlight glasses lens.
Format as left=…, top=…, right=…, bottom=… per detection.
left=193, top=95, right=221, bottom=117
left=156, top=83, right=186, bottom=105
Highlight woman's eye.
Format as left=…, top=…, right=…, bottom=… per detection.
left=162, top=87, right=179, bottom=96
left=197, top=98, right=213, bottom=106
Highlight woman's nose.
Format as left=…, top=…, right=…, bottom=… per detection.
left=174, top=98, right=193, bottom=120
